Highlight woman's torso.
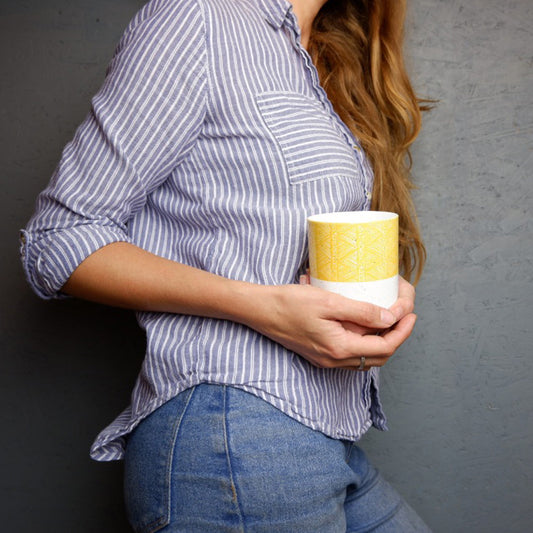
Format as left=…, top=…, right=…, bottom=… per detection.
left=90, top=0, right=385, bottom=461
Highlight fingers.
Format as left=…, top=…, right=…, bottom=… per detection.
left=301, top=276, right=409, bottom=327
left=268, top=282, right=417, bottom=372
left=299, top=268, right=311, bottom=285
left=339, top=313, right=417, bottom=365
left=340, top=321, right=378, bottom=336
left=388, top=277, right=416, bottom=322
left=299, top=273, right=310, bottom=285
left=328, top=295, right=397, bottom=329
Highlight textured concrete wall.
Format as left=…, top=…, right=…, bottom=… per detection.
left=360, top=1, right=533, bottom=531
left=1, top=0, right=532, bottom=531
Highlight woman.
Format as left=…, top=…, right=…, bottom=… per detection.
left=21, top=0, right=431, bottom=530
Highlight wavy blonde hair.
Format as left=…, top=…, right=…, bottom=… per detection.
left=309, top=0, right=429, bottom=283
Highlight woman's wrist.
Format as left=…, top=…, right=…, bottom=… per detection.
left=216, top=279, right=278, bottom=331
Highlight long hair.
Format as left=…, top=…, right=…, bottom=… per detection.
left=309, top=0, right=429, bottom=283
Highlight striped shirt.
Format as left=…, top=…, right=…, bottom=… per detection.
left=20, top=0, right=387, bottom=461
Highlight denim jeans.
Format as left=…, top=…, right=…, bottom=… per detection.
left=124, top=384, right=431, bottom=533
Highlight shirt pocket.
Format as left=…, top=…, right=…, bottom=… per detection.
left=256, top=91, right=359, bottom=185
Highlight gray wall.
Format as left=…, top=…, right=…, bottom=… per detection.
left=1, top=0, right=531, bottom=531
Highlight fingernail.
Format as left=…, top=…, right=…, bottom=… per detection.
left=381, top=310, right=395, bottom=325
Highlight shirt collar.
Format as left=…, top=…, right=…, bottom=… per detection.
left=256, top=0, right=293, bottom=29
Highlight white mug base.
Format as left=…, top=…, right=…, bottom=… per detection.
left=310, top=275, right=398, bottom=308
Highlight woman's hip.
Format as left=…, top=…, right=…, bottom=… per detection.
left=123, top=383, right=431, bottom=533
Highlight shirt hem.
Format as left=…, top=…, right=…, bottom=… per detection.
left=90, top=375, right=387, bottom=462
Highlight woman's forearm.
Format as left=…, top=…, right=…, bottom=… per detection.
left=62, top=241, right=262, bottom=322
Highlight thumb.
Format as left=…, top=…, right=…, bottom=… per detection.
left=325, top=293, right=396, bottom=328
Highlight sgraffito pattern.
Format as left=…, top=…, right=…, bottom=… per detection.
left=309, top=217, right=398, bottom=282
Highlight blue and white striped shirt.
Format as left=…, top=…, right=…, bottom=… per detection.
left=21, top=0, right=387, bottom=461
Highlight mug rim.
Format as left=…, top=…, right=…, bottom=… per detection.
left=307, top=210, right=398, bottom=224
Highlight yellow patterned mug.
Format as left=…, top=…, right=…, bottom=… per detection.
left=307, top=211, right=399, bottom=307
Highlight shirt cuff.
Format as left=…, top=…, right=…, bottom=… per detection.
left=20, top=224, right=132, bottom=300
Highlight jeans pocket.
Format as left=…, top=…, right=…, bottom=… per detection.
left=123, top=387, right=196, bottom=533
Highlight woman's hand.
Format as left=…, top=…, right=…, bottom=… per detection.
left=244, top=277, right=416, bottom=371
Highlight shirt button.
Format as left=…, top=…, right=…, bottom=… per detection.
left=352, top=144, right=360, bottom=151
left=20, top=231, right=27, bottom=244
left=365, top=191, right=372, bottom=200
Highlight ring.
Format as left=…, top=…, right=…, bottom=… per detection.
left=358, top=356, right=366, bottom=370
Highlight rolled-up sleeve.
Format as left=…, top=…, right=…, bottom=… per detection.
left=20, top=0, right=207, bottom=299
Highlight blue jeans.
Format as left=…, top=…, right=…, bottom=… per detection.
left=124, top=384, right=431, bottom=532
